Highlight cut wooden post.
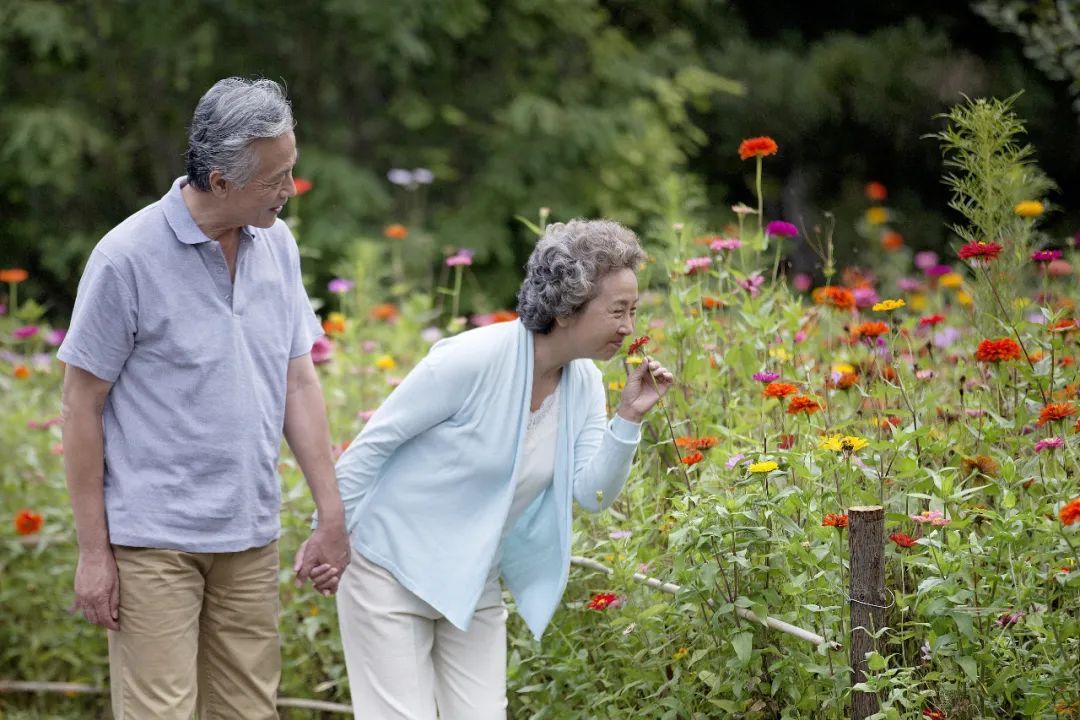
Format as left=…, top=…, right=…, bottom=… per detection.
left=848, top=505, right=886, bottom=720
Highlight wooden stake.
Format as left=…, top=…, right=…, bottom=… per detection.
left=848, top=505, right=886, bottom=720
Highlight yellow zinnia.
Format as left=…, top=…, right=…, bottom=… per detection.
left=955, top=291, right=973, bottom=306
left=749, top=460, right=779, bottom=473
left=626, top=356, right=643, bottom=366
left=819, top=435, right=869, bottom=454
left=865, top=207, right=888, bottom=225
left=374, top=355, right=397, bottom=370
left=872, top=299, right=905, bottom=312
left=909, top=294, right=927, bottom=311
left=832, top=362, right=855, bottom=374
left=1014, top=200, right=1045, bottom=217
left=939, top=273, right=963, bottom=289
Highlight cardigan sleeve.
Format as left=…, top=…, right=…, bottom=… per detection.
left=332, top=342, right=476, bottom=530
left=571, top=367, right=642, bottom=512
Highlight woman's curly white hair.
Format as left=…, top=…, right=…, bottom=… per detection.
left=516, top=219, right=644, bottom=334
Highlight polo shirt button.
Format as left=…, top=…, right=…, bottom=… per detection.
left=225, top=295, right=231, bottom=302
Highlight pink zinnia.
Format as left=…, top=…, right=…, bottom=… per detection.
left=738, top=273, right=765, bottom=297
left=911, top=510, right=951, bottom=526
left=793, top=273, right=813, bottom=291
left=914, top=251, right=939, bottom=270
left=852, top=286, right=880, bottom=309
left=752, top=371, right=780, bottom=383
left=925, top=264, right=952, bottom=277
left=446, top=249, right=475, bottom=267
left=684, top=256, right=712, bottom=274
left=310, top=336, right=333, bottom=364
left=1034, top=437, right=1064, bottom=453
left=1031, top=249, right=1063, bottom=263
left=45, top=328, right=66, bottom=346
left=710, top=237, right=742, bottom=251
left=13, top=326, right=39, bottom=339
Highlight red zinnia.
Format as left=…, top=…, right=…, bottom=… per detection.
left=822, top=513, right=849, bottom=528
left=293, top=177, right=313, bottom=196
left=14, top=509, right=43, bottom=536
left=889, top=532, right=917, bottom=548
left=586, top=592, right=622, bottom=611
left=763, top=382, right=799, bottom=398
left=738, top=136, right=778, bottom=160
left=864, top=181, right=887, bottom=202
left=787, top=395, right=822, bottom=415
left=975, top=338, right=1022, bottom=363
left=628, top=336, right=650, bottom=356
left=1049, top=319, right=1079, bottom=333
left=919, top=314, right=945, bottom=327
left=922, top=709, right=946, bottom=720
left=1061, top=498, right=1080, bottom=526
left=958, top=241, right=1002, bottom=263
left=1037, top=402, right=1076, bottom=426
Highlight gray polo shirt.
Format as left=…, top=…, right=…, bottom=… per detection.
left=58, top=177, right=323, bottom=552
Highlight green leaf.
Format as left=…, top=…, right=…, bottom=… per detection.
left=731, top=631, right=753, bottom=663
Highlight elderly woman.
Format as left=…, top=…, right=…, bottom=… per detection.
left=331, top=219, right=674, bottom=719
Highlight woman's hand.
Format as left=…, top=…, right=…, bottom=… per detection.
left=616, top=358, right=675, bottom=422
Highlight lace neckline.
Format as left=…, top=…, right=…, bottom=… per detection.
left=528, top=384, right=560, bottom=431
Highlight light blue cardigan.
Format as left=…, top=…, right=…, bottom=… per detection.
left=333, top=319, right=641, bottom=639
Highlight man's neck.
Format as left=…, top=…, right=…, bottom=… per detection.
left=181, top=184, right=241, bottom=245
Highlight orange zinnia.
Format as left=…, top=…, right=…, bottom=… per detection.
left=822, top=513, right=848, bottom=528
left=0, top=268, right=28, bottom=283
left=681, top=451, right=705, bottom=466
left=864, top=182, right=888, bottom=201
left=369, top=303, right=400, bottom=322
left=812, top=286, right=856, bottom=311
left=974, top=338, right=1022, bottom=363
left=14, top=509, right=43, bottom=535
left=293, top=177, right=313, bottom=196
left=383, top=224, right=409, bottom=239
left=1037, top=402, right=1076, bottom=426
left=738, top=136, right=778, bottom=160
left=853, top=321, right=889, bottom=338
left=787, top=395, right=822, bottom=415
left=827, top=371, right=859, bottom=390
left=1061, top=497, right=1080, bottom=526
left=880, top=230, right=904, bottom=251
left=763, top=382, right=798, bottom=398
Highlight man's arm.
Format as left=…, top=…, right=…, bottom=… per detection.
left=61, top=364, right=120, bottom=630
left=283, top=352, right=349, bottom=593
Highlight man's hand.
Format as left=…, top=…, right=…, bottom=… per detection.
left=69, top=549, right=120, bottom=630
left=293, top=523, right=350, bottom=596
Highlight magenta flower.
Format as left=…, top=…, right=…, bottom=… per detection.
left=1031, top=249, right=1063, bottom=263
left=1034, top=437, right=1064, bottom=453
left=310, top=336, right=333, bottom=364
left=709, top=237, right=742, bottom=251
left=738, top=273, right=765, bottom=297
left=684, top=257, right=712, bottom=274
left=914, top=250, right=940, bottom=270
left=853, top=286, right=880, bottom=309
left=793, top=273, right=812, bottom=291
left=328, top=278, right=355, bottom=294
left=925, top=264, right=952, bottom=277
left=13, top=326, right=39, bottom=339
left=753, top=371, right=780, bottom=383
left=45, top=328, right=67, bottom=346
left=446, top=249, right=475, bottom=267
left=911, top=510, right=951, bottom=526
left=996, top=611, right=1024, bottom=628
left=766, top=220, right=798, bottom=237
left=896, top=277, right=922, bottom=292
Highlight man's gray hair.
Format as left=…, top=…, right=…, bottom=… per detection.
left=517, top=219, right=645, bottom=334
left=185, top=78, right=295, bottom=191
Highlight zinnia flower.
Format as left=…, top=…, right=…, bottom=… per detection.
left=922, top=708, right=946, bottom=719
left=872, top=299, right=905, bottom=312
left=587, top=592, right=622, bottom=610
left=996, top=611, right=1024, bottom=628
left=748, top=460, right=778, bottom=473
left=446, top=249, right=475, bottom=267
left=310, top=336, right=333, bottom=364
left=975, top=338, right=1022, bottom=362
left=374, top=355, right=396, bottom=371
left=322, top=312, right=346, bottom=336
left=710, top=237, right=742, bottom=251
left=293, top=177, right=313, bottom=196
left=961, top=455, right=999, bottom=477
left=753, top=371, right=780, bottom=383
left=681, top=451, right=705, bottom=466
left=787, top=396, right=822, bottom=415
left=737, top=274, right=765, bottom=297
left=13, top=365, right=30, bottom=379
left=819, top=435, right=869, bottom=454
left=919, top=314, right=945, bottom=327
left=1037, top=402, right=1076, bottom=426
left=1014, top=200, right=1045, bottom=217
left=911, top=510, right=950, bottom=526
left=766, top=220, right=798, bottom=237
left=812, top=286, right=856, bottom=311
left=327, top=278, right=354, bottom=294
left=684, top=256, right=712, bottom=274
left=383, top=223, right=409, bottom=239
left=880, top=230, right=904, bottom=251
left=853, top=321, right=890, bottom=338
left=0, top=268, right=29, bottom=283
left=763, top=382, right=798, bottom=398
left=864, top=181, right=887, bottom=201
left=1034, top=437, right=1063, bottom=453
left=958, top=241, right=1003, bottom=265
left=889, top=532, right=917, bottom=548
left=14, top=509, right=43, bottom=535
left=822, top=513, right=848, bottom=528
left=369, top=303, right=400, bottom=322
left=628, top=336, right=650, bottom=356
left=1031, top=249, right=1063, bottom=263
left=1060, top=497, right=1080, bottom=526
left=13, top=325, right=39, bottom=339
left=738, top=136, right=778, bottom=160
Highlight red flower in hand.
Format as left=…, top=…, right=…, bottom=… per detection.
left=628, top=336, right=650, bottom=356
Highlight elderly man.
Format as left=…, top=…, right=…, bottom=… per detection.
left=58, top=77, right=349, bottom=719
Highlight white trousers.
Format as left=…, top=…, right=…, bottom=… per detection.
left=337, top=547, right=508, bottom=720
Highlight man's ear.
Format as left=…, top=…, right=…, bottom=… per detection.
left=208, top=170, right=229, bottom=198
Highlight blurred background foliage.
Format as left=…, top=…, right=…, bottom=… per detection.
left=1, top=0, right=1079, bottom=318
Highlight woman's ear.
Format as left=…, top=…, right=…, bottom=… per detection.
left=554, top=315, right=571, bottom=329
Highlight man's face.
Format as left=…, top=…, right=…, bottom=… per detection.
left=225, top=131, right=298, bottom=229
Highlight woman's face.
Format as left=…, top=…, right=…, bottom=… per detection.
left=559, top=268, right=639, bottom=360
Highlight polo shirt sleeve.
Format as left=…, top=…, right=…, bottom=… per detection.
left=571, top=368, right=641, bottom=512
left=57, top=250, right=137, bottom=383
left=289, top=252, right=323, bottom=358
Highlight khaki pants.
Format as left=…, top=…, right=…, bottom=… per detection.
left=337, top=548, right=508, bottom=719
left=108, top=540, right=280, bottom=720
